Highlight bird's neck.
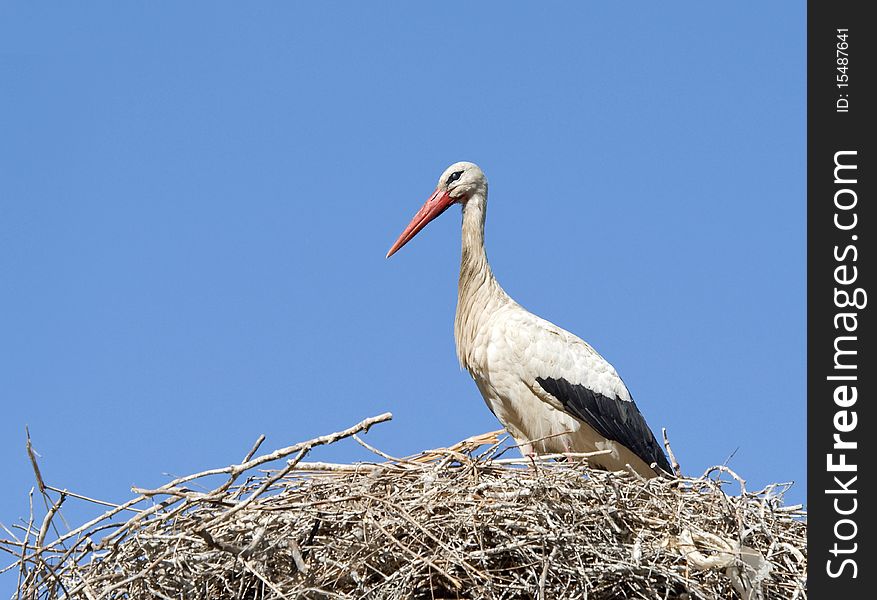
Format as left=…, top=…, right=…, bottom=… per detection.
left=454, top=191, right=508, bottom=370
left=459, top=192, right=490, bottom=283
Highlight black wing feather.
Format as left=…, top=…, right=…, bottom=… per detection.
left=536, top=376, right=671, bottom=473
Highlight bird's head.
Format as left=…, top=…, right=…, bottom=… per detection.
left=386, top=161, right=487, bottom=258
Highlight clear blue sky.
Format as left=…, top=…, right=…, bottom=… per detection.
left=1, top=2, right=805, bottom=582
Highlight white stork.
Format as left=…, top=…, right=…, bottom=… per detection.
left=387, top=162, right=671, bottom=478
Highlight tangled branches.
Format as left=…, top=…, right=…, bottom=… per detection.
left=2, top=414, right=806, bottom=599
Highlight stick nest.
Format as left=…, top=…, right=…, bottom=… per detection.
left=4, top=413, right=806, bottom=599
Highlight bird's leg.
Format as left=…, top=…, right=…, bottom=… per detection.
left=519, top=442, right=538, bottom=471
left=561, top=439, right=577, bottom=463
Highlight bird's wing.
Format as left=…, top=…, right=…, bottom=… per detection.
left=494, top=307, right=671, bottom=473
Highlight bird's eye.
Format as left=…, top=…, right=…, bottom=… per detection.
left=446, top=171, right=464, bottom=185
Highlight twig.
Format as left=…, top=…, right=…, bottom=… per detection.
left=25, top=428, right=46, bottom=495
left=662, top=427, right=682, bottom=477
left=44, top=486, right=143, bottom=513
left=288, top=539, right=308, bottom=573
left=490, top=450, right=612, bottom=465
left=36, top=493, right=66, bottom=549
left=703, top=465, right=748, bottom=495
left=538, top=546, right=559, bottom=600
left=242, top=434, right=267, bottom=463
left=352, top=434, right=410, bottom=464
left=16, top=488, right=34, bottom=600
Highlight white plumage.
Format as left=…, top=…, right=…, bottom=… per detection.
left=388, top=161, right=670, bottom=478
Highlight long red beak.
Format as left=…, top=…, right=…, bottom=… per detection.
left=386, top=188, right=455, bottom=258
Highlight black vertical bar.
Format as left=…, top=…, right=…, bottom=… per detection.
left=808, top=0, right=872, bottom=595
